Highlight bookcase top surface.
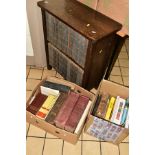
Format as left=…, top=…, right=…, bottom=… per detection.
left=38, top=0, right=122, bottom=41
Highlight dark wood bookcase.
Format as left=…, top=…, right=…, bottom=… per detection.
left=38, top=0, right=122, bottom=90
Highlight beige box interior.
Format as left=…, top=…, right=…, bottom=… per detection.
left=84, top=79, right=129, bottom=145
left=26, top=76, right=95, bottom=144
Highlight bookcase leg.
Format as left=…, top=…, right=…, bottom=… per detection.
left=47, top=64, right=52, bottom=70
left=104, top=35, right=128, bottom=79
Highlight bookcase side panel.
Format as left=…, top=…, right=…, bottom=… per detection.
left=81, top=40, right=94, bottom=89
left=86, top=35, right=116, bottom=89
left=41, top=9, right=52, bottom=69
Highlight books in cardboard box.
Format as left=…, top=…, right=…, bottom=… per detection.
left=65, top=95, right=89, bottom=133
left=54, top=92, right=79, bottom=129
left=27, top=79, right=92, bottom=137
left=110, top=97, right=126, bottom=125
left=88, top=87, right=129, bottom=142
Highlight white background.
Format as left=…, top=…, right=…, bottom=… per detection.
left=0, top=0, right=155, bottom=155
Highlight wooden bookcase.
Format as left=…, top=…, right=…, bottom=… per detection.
left=38, top=0, right=122, bottom=90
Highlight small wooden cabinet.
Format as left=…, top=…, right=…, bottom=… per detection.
left=38, top=0, right=122, bottom=90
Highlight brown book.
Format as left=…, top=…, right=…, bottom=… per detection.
left=45, top=92, right=68, bottom=124
left=26, top=93, right=47, bottom=115
left=95, top=93, right=110, bottom=119
left=65, top=95, right=89, bottom=133
left=54, top=92, right=80, bottom=129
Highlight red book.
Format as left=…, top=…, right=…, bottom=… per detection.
left=65, top=95, right=89, bottom=132
left=54, top=92, right=79, bottom=129
left=26, top=93, right=47, bottom=115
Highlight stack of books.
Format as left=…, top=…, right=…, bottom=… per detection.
left=26, top=80, right=92, bottom=133
left=93, top=93, right=129, bottom=128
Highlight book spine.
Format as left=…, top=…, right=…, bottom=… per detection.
left=113, top=98, right=126, bottom=125
left=105, top=97, right=116, bottom=120
left=65, top=95, right=89, bottom=132
left=54, top=92, right=79, bottom=129
left=36, top=94, right=59, bottom=119
left=96, top=93, right=110, bottom=119
left=125, top=112, right=129, bottom=128
left=120, top=98, right=129, bottom=125
left=110, top=96, right=120, bottom=122
left=45, top=92, right=68, bottom=124
left=26, top=93, right=47, bottom=115
left=92, top=95, right=102, bottom=116
left=74, top=100, right=92, bottom=134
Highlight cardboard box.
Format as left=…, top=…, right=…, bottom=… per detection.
left=26, top=76, right=95, bottom=144
left=84, top=80, right=129, bottom=145
left=26, top=77, right=129, bottom=145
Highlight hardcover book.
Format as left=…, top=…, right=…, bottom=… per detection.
left=45, top=92, right=68, bottom=124
left=74, top=100, right=92, bottom=134
left=95, top=93, right=110, bottom=119
left=41, top=80, right=71, bottom=93
left=92, top=95, right=102, bottom=116
left=26, top=93, right=47, bottom=115
left=54, top=92, right=80, bottom=129
left=65, top=95, right=90, bottom=132
left=36, top=94, right=59, bottom=119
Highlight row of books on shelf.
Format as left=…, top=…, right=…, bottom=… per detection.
left=26, top=81, right=92, bottom=134
left=92, top=93, right=129, bottom=128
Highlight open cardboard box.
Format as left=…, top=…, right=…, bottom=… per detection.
left=84, top=80, right=129, bottom=145
left=26, top=77, right=129, bottom=144
left=26, top=76, right=95, bottom=144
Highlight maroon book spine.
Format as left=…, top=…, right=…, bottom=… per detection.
left=54, top=92, right=80, bottom=129
left=65, top=95, right=89, bottom=132
left=26, top=93, right=47, bottom=115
